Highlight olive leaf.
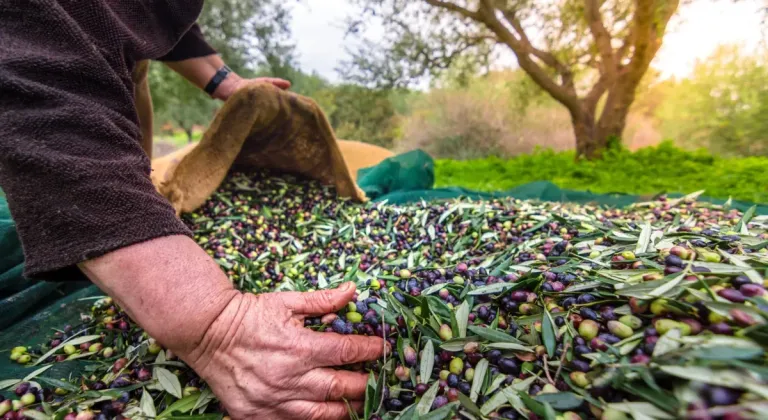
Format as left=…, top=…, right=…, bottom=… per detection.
left=541, top=309, right=556, bottom=358
left=480, top=387, right=510, bottom=415
left=192, top=387, right=216, bottom=412
left=416, top=381, right=440, bottom=415
left=158, top=393, right=201, bottom=418
left=457, top=392, right=484, bottom=418
left=542, top=402, right=556, bottom=420
left=440, top=337, right=481, bottom=352
left=0, top=379, right=20, bottom=390
left=717, top=250, right=763, bottom=284
left=456, top=301, right=470, bottom=338
left=364, top=372, right=376, bottom=420
left=19, top=411, right=50, bottom=420
left=154, top=367, right=183, bottom=399
left=535, top=392, right=584, bottom=410
left=22, top=364, right=53, bottom=381
left=420, top=340, right=435, bottom=385
left=470, top=359, right=488, bottom=403
left=419, top=402, right=460, bottom=420
left=141, top=388, right=157, bottom=418
left=36, top=377, right=79, bottom=392
left=468, top=283, right=518, bottom=296
left=467, top=325, right=521, bottom=343
left=659, top=366, right=768, bottom=397
left=421, top=283, right=447, bottom=296
left=32, top=334, right=102, bottom=366
left=605, top=402, right=674, bottom=419
left=735, top=205, right=756, bottom=234
left=635, top=222, right=652, bottom=254
left=648, top=271, right=686, bottom=298
left=486, top=342, right=534, bottom=352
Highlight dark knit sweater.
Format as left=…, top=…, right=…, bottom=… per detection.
left=0, top=0, right=216, bottom=280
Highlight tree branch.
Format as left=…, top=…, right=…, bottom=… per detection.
left=473, top=0, right=581, bottom=113
left=616, top=26, right=635, bottom=63
left=423, top=0, right=480, bottom=20
left=583, top=75, right=609, bottom=113
left=499, top=8, right=568, bottom=74
left=626, top=0, right=680, bottom=82
left=584, top=0, right=617, bottom=78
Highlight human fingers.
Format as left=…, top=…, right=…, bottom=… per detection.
left=298, top=368, right=370, bottom=402
left=302, top=331, right=386, bottom=367
left=281, top=282, right=356, bottom=316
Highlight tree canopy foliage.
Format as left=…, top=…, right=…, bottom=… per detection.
left=341, top=0, right=682, bottom=158
left=149, top=0, right=296, bottom=141
left=653, top=45, right=768, bottom=156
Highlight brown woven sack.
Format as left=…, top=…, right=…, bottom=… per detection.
left=149, top=82, right=369, bottom=215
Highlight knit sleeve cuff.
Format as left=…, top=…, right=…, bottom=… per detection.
left=157, top=24, right=218, bottom=62
left=24, top=210, right=192, bottom=282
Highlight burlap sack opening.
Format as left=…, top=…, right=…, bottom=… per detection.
left=149, top=82, right=393, bottom=215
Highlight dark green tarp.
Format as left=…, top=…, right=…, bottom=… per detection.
left=2, top=148, right=766, bottom=380
left=359, top=150, right=768, bottom=214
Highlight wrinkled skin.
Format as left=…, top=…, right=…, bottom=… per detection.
left=184, top=283, right=386, bottom=419
left=82, top=236, right=384, bottom=420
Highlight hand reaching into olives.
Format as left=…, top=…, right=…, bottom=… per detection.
left=182, top=282, right=386, bottom=419
left=80, top=235, right=384, bottom=420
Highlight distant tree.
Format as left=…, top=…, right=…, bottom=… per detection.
left=328, top=85, right=398, bottom=148
left=150, top=0, right=297, bottom=140
left=149, top=65, right=216, bottom=143
left=655, top=45, right=768, bottom=156
left=342, top=0, right=683, bottom=159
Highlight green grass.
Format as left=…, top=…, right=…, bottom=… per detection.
left=434, top=141, right=768, bottom=204
left=155, top=131, right=203, bottom=147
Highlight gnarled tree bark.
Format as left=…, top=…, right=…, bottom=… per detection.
left=420, top=0, right=680, bottom=159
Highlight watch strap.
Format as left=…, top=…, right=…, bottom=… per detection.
left=204, top=65, right=232, bottom=96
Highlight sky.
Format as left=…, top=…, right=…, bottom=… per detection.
left=290, top=0, right=766, bottom=83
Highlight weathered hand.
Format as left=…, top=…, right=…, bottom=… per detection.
left=180, top=282, right=385, bottom=420
left=213, top=75, right=291, bottom=101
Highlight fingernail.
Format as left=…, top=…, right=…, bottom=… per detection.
left=342, top=282, right=354, bottom=292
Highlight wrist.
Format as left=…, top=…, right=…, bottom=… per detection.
left=180, top=291, right=250, bottom=376
left=211, top=71, right=243, bottom=101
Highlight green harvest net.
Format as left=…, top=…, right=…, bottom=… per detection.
left=1, top=148, right=766, bottom=381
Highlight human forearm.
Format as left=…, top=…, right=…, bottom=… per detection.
left=79, top=234, right=385, bottom=419
left=164, top=55, right=245, bottom=101
left=78, top=235, right=238, bottom=356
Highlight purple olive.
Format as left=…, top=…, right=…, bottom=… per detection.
left=707, top=386, right=741, bottom=406
left=384, top=398, right=403, bottom=411
left=571, top=359, right=590, bottom=372
left=136, top=367, right=152, bottom=382
left=717, top=288, right=746, bottom=303
left=432, top=395, right=448, bottom=410
left=511, top=291, right=528, bottom=302
left=600, top=306, right=617, bottom=321
left=710, top=323, right=733, bottom=335
left=458, top=381, right=471, bottom=394
left=740, top=283, right=764, bottom=297
left=415, top=383, right=428, bottom=396
left=14, top=382, right=30, bottom=397
left=481, top=350, right=501, bottom=365
left=580, top=307, right=599, bottom=321
left=731, top=275, right=752, bottom=289
left=403, top=346, right=418, bottom=367
left=498, top=358, right=520, bottom=375
left=665, top=255, right=683, bottom=267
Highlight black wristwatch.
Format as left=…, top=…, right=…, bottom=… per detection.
left=204, top=65, right=232, bottom=96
